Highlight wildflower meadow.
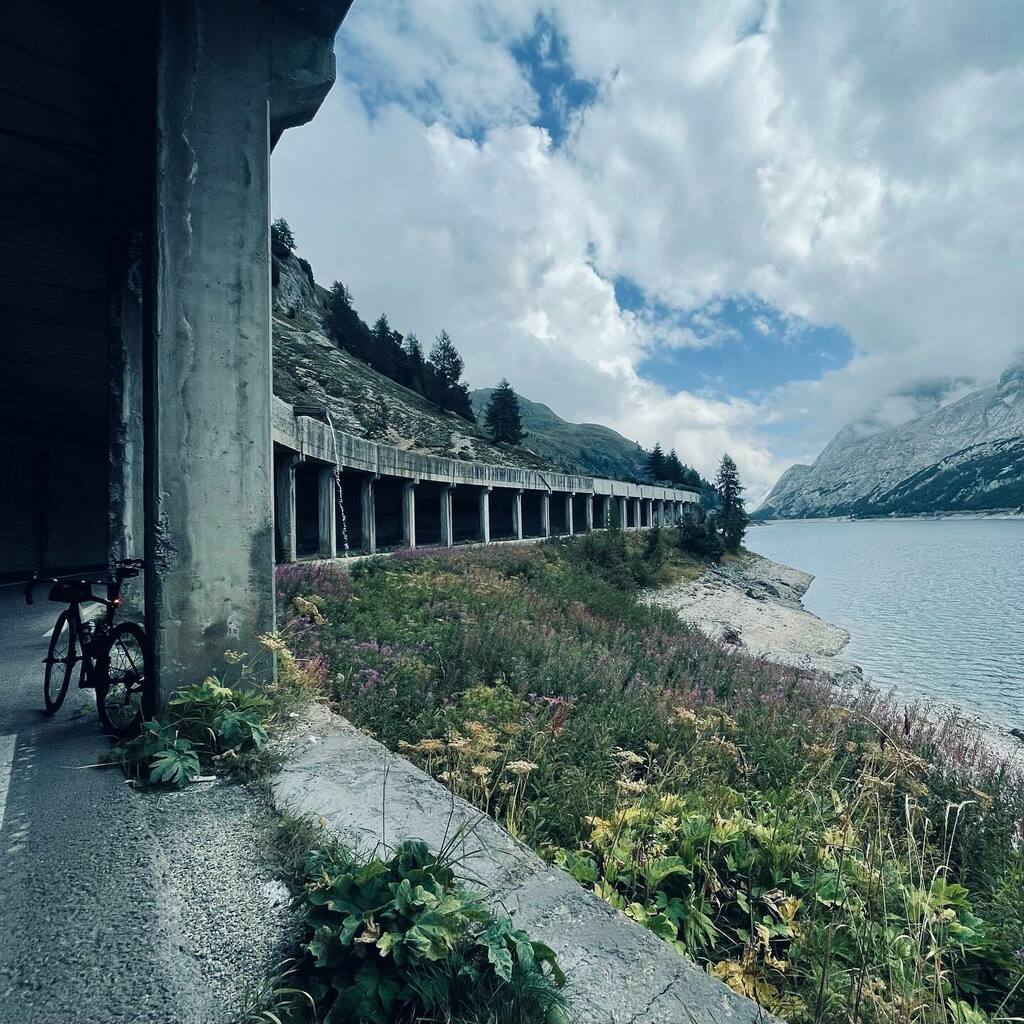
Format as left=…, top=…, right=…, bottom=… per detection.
left=278, top=530, right=1024, bottom=1023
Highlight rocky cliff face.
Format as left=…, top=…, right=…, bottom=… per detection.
left=757, top=364, right=1024, bottom=518
left=271, top=252, right=554, bottom=468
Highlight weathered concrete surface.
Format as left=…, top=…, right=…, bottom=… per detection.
left=274, top=712, right=772, bottom=1024
left=149, top=0, right=353, bottom=699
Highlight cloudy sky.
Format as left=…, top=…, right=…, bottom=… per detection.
left=272, top=0, right=1024, bottom=501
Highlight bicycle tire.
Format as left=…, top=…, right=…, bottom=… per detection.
left=43, top=610, right=75, bottom=713
left=95, top=621, right=154, bottom=738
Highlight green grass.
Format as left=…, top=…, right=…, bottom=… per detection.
left=278, top=531, right=1024, bottom=1023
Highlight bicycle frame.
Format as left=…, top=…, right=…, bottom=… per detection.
left=65, top=592, right=118, bottom=689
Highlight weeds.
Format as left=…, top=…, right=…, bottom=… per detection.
left=277, top=532, right=1024, bottom=1023
left=251, top=821, right=567, bottom=1024
left=109, top=618, right=325, bottom=787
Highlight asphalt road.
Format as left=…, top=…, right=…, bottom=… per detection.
left=0, top=585, right=229, bottom=1023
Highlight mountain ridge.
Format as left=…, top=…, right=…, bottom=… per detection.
left=757, top=363, right=1024, bottom=518
left=271, top=249, right=691, bottom=485
left=469, top=388, right=650, bottom=481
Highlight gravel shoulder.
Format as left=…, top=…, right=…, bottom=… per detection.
left=646, top=551, right=864, bottom=685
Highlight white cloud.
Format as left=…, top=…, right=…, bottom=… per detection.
left=273, top=0, right=1024, bottom=502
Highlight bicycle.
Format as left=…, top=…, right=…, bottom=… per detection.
left=25, top=559, right=155, bottom=738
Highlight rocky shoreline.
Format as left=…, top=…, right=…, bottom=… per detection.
left=649, top=552, right=1024, bottom=762
left=646, top=552, right=864, bottom=686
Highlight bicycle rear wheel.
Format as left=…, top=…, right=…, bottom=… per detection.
left=44, top=610, right=76, bottom=713
left=96, top=622, right=154, bottom=738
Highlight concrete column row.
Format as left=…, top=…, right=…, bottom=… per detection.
left=275, top=458, right=684, bottom=562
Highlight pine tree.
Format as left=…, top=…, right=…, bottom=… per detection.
left=483, top=379, right=525, bottom=445
left=428, top=330, right=475, bottom=421
left=665, top=448, right=684, bottom=484
left=647, top=443, right=667, bottom=482
left=325, top=281, right=372, bottom=362
left=404, top=332, right=428, bottom=397
left=271, top=217, right=295, bottom=256
left=716, top=454, right=748, bottom=552
left=371, top=314, right=391, bottom=342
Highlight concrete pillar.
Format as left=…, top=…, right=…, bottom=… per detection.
left=109, top=259, right=145, bottom=572
left=317, top=465, right=337, bottom=559
left=150, top=4, right=278, bottom=692
left=565, top=493, right=574, bottom=536
left=480, top=487, right=492, bottom=544
left=585, top=495, right=594, bottom=532
left=632, top=498, right=642, bottom=530
left=512, top=490, right=524, bottom=540
left=656, top=500, right=665, bottom=528
left=602, top=495, right=612, bottom=529
left=645, top=499, right=654, bottom=528
left=361, top=475, right=377, bottom=554
left=440, top=486, right=454, bottom=548
left=402, top=479, right=417, bottom=550
left=144, top=0, right=350, bottom=697
left=541, top=492, right=551, bottom=537
left=275, top=454, right=299, bottom=563
left=617, top=497, right=628, bottom=530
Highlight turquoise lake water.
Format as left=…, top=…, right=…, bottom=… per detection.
left=746, top=517, right=1024, bottom=731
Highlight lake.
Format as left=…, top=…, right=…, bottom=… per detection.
left=746, top=517, right=1024, bottom=732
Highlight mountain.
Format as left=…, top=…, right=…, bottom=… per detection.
left=272, top=245, right=709, bottom=488
left=757, top=364, right=1024, bottom=518
left=272, top=251, right=553, bottom=470
left=470, top=388, right=650, bottom=480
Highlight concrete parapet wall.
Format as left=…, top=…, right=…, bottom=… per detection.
left=272, top=397, right=701, bottom=504
left=274, top=712, right=771, bottom=1024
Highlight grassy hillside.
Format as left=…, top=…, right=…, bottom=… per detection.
left=471, top=388, right=649, bottom=480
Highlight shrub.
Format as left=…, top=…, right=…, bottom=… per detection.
left=110, top=678, right=273, bottom=787
left=285, top=838, right=567, bottom=1024
left=272, top=217, right=296, bottom=255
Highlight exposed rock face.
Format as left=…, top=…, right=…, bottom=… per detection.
left=645, top=553, right=863, bottom=686
left=270, top=253, right=554, bottom=469
left=758, top=364, right=1024, bottom=518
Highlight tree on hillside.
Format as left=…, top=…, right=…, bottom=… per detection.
left=665, top=448, right=684, bottom=484
left=370, top=314, right=402, bottom=380
left=483, top=379, right=526, bottom=444
left=271, top=217, right=295, bottom=256
left=325, top=281, right=373, bottom=362
left=647, top=443, right=667, bottom=482
left=404, top=332, right=428, bottom=395
left=716, top=453, right=748, bottom=552
left=428, top=330, right=475, bottom=421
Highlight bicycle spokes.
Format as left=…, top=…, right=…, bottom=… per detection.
left=99, top=630, right=150, bottom=735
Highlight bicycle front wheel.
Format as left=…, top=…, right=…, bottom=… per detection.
left=44, top=610, right=76, bottom=713
left=96, top=622, right=154, bottom=738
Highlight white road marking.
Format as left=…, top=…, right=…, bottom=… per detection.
left=0, top=734, right=16, bottom=837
